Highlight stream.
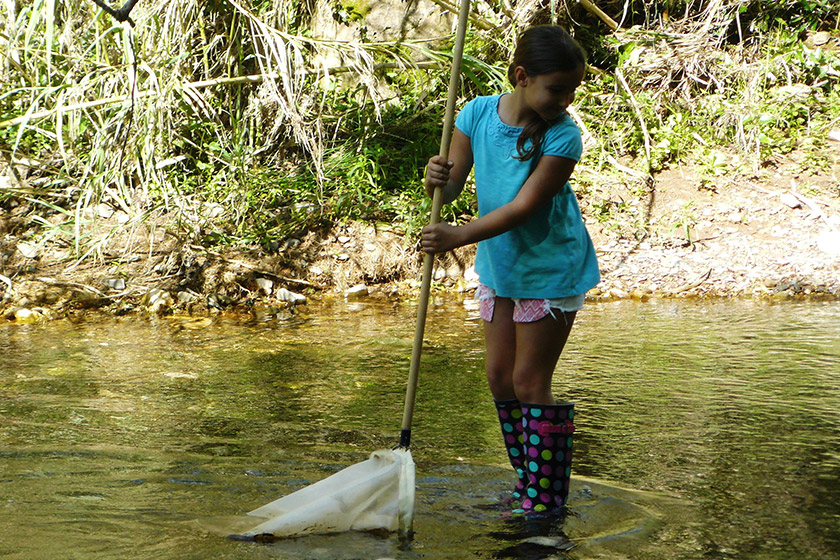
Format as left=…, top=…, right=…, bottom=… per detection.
left=1, top=298, right=839, bottom=559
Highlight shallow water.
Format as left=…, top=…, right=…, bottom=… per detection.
left=1, top=298, right=839, bottom=559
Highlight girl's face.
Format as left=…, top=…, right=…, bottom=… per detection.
left=519, top=66, right=585, bottom=122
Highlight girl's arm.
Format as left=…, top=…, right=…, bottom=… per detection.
left=421, top=154, right=577, bottom=253
left=424, top=129, right=474, bottom=205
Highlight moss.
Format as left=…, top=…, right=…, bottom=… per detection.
left=338, top=0, right=371, bottom=22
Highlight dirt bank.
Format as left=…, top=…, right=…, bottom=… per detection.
left=2, top=146, right=839, bottom=322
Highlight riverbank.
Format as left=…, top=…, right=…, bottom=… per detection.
left=2, top=146, right=840, bottom=322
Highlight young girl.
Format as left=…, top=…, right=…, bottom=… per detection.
left=421, top=25, right=600, bottom=515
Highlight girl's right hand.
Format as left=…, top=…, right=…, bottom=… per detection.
left=424, top=156, right=453, bottom=198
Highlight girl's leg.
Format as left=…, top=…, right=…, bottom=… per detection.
left=512, top=311, right=577, bottom=404
left=484, top=297, right=527, bottom=500
left=512, top=311, right=578, bottom=514
left=483, top=297, right=517, bottom=400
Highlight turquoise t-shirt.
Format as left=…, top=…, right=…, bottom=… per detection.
left=455, top=94, right=600, bottom=299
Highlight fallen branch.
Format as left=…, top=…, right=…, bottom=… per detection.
left=793, top=191, right=838, bottom=232
left=672, top=268, right=712, bottom=294
left=615, top=68, right=652, bottom=174
left=36, top=276, right=105, bottom=296
left=188, top=245, right=321, bottom=288
left=606, top=154, right=648, bottom=178
left=579, top=0, right=619, bottom=30
left=0, top=274, right=12, bottom=292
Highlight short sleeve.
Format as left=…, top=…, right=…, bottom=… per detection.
left=454, top=97, right=479, bottom=138
left=542, top=115, right=583, bottom=162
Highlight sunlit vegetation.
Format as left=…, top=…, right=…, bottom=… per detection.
left=1, top=0, right=838, bottom=264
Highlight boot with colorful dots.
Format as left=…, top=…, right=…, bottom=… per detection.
left=514, top=402, right=575, bottom=515
left=494, top=399, right=527, bottom=501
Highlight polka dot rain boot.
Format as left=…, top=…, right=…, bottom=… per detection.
left=515, top=402, right=575, bottom=516
left=494, top=399, right=527, bottom=502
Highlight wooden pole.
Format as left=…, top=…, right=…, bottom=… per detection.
left=400, top=0, right=470, bottom=449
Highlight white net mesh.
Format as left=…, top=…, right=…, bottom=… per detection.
left=235, top=449, right=415, bottom=539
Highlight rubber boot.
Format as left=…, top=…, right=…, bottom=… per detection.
left=494, top=399, right=527, bottom=501
left=517, top=402, right=575, bottom=514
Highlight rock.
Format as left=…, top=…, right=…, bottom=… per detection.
left=255, top=277, right=274, bottom=296
left=177, top=290, right=198, bottom=304
left=144, top=288, right=174, bottom=314
left=521, top=536, right=576, bottom=551
left=806, top=31, right=832, bottom=47
left=104, top=278, right=126, bottom=291
left=282, top=238, right=301, bottom=251
left=97, top=203, right=114, bottom=218
left=14, top=308, right=41, bottom=323
left=73, top=290, right=107, bottom=309
left=275, top=288, right=307, bottom=305
left=17, top=243, right=38, bottom=259
left=779, top=193, right=801, bottom=209
left=206, top=293, right=233, bottom=310
left=345, top=284, right=369, bottom=298
left=113, top=302, right=134, bottom=315
left=608, top=287, right=629, bottom=299
left=202, top=202, right=225, bottom=219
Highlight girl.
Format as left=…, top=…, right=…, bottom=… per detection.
left=421, top=25, right=600, bottom=515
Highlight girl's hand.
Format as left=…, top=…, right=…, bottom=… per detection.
left=424, top=156, right=453, bottom=198
left=421, top=222, right=463, bottom=254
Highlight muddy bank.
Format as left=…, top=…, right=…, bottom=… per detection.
left=2, top=153, right=840, bottom=322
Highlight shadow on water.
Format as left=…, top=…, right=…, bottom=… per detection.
left=1, top=299, right=839, bottom=559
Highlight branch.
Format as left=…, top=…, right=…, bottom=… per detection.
left=89, top=0, right=141, bottom=26
left=578, top=0, right=619, bottom=30
left=615, top=68, right=652, bottom=174
left=427, top=0, right=493, bottom=30
left=0, top=63, right=441, bottom=130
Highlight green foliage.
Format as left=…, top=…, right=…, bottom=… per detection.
left=1, top=0, right=838, bottom=266
left=740, top=0, right=838, bottom=34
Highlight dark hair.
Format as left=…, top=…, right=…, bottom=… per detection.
left=507, top=26, right=586, bottom=161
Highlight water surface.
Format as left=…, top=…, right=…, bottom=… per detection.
left=1, top=298, right=839, bottom=559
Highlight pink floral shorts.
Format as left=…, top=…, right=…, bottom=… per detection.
left=476, top=284, right=585, bottom=323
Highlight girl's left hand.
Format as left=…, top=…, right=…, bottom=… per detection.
left=421, top=222, right=463, bottom=254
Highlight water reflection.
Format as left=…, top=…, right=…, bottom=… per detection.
left=1, top=299, right=839, bottom=559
